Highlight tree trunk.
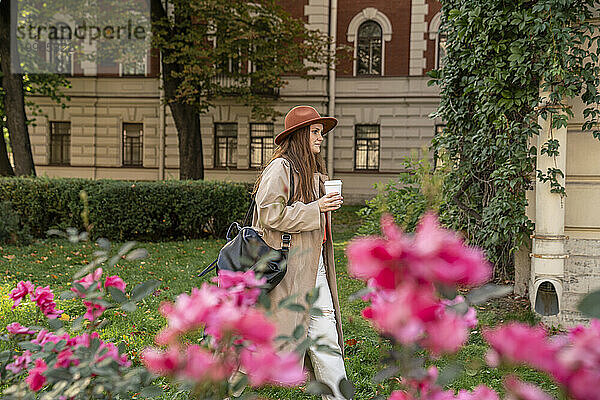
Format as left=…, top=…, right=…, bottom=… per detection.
left=0, top=122, right=15, bottom=176
left=152, top=0, right=204, bottom=180
left=0, top=1, right=36, bottom=176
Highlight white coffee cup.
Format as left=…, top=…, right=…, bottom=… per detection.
left=324, top=180, right=342, bottom=196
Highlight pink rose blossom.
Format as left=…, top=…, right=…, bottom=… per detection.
left=6, top=322, right=35, bottom=335
left=484, top=323, right=562, bottom=375
left=410, top=213, right=491, bottom=287
left=72, top=267, right=103, bottom=297
left=216, top=269, right=266, bottom=290
left=55, top=348, right=79, bottom=368
left=231, top=309, right=276, bottom=345
left=156, top=283, right=221, bottom=345
left=389, top=391, right=414, bottom=400
left=142, top=347, right=181, bottom=375
left=31, top=286, right=63, bottom=319
left=104, top=275, right=126, bottom=292
left=456, top=386, right=500, bottom=400
left=9, top=281, right=35, bottom=308
left=181, top=345, right=231, bottom=381
left=25, top=358, right=47, bottom=391
left=83, top=300, right=106, bottom=321
left=504, top=376, right=553, bottom=400
left=240, top=346, right=305, bottom=386
left=422, top=311, right=469, bottom=356
left=6, top=350, right=32, bottom=374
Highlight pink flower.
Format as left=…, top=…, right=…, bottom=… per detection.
left=55, top=348, right=79, bottom=368
left=156, top=283, right=221, bottom=345
left=216, top=269, right=266, bottom=290
left=484, top=323, right=562, bottom=375
left=6, top=322, right=35, bottom=335
left=97, top=341, right=130, bottom=367
left=240, top=346, right=305, bottom=386
left=182, top=345, right=231, bottom=381
left=389, top=391, right=415, bottom=400
left=360, top=282, right=439, bottom=344
left=105, top=275, right=126, bottom=292
left=25, top=359, right=47, bottom=391
left=441, top=296, right=478, bottom=329
left=6, top=351, right=32, bottom=374
left=504, top=376, right=553, bottom=400
left=422, top=311, right=469, bottom=356
left=72, top=268, right=103, bottom=297
left=31, top=286, right=63, bottom=319
left=83, top=300, right=106, bottom=321
left=9, top=281, right=35, bottom=309
left=410, top=213, right=491, bottom=287
left=141, top=347, right=181, bottom=375
left=457, top=386, right=500, bottom=400
left=31, top=329, right=60, bottom=346
left=233, top=309, right=276, bottom=345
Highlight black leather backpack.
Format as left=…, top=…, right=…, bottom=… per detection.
left=198, top=169, right=294, bottom=292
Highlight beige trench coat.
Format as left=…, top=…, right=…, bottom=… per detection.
left=252, top=157, right=344, bottom=359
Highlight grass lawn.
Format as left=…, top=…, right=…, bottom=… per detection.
left=0, top=205, right=559, bottom=399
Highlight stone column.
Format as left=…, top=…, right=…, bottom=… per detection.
left=530, top=90, right=568, bottom=321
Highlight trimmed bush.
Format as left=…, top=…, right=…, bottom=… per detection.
left=0, top=177, right=252, bottom=241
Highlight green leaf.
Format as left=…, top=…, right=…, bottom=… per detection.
left=305, top=287, right=319, bottom=306
left=285, top=303, right=305, bottom=312
left=139, top=385, right=163, bottom=398
left=338, top=378, right=355, bottom=399
left=107, top=286, right=128, bottom=304
left=373, top=365, right=400, bottom=383
left=48, top=318, right=63, bottom=331
left=305, top=381, right=334, bottom=396
left=121, top=302, right=137, bottom=312
left=71, top=316, right=84, bottom=332
left=292, top=325, right=304, bottom=340
left=309, top=307, right=323, bottom=317
left=578, top=290, right=600, bottom=318
left=60, top=291, right=76, bottom=300
left=466, top=284, right=513, bottom=304
left=18, top=341, right=41, bottom=351
left=131, top=280, right=160, bottom=302
left=126, top=248, right=149, bottom=261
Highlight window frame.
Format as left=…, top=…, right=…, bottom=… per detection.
left=354, top=124, right=380, bottom=171
left=249, top=122, right=275, bottom=169
left=122, top=122, right=144, bottom=167
left=49, top=121, right=71, bottom=166
left=214, top=122, right=238, bottom=169
left=356, top=20, right=383, bottom=76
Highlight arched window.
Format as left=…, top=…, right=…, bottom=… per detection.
left=356, top=21, right=382, bottom=75
left=347, top=8, right=392, bottom=76
left=428, top=12, right=446, bottom=69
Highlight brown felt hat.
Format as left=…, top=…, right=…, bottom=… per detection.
left=274, top=106, right=338, bottom=145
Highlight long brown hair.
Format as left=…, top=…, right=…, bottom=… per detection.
left=253, top=126, right=327, bottom=203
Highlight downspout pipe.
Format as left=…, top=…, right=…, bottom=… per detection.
left=327, top=0, right=337, bottom=177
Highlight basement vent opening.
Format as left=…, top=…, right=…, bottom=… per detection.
left=535, top=281, right=559, bottom=316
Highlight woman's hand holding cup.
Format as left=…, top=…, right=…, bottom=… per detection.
left=319, top=192, right=343, bottom=212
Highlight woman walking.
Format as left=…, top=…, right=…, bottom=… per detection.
left=252, top=105, right=348, bottom=399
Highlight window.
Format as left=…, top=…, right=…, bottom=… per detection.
left=49, top=121, right=70, bottom=165
left=47, top=22, right=73, bottom=75
left=357, top=21, right=382, bottom=76
left=123, top=123, right=143, bottom=167
left=214, top=123, right=238, bottom=168
left=437, top=34, right=447, bottom=69
left=249, top=123, right=274, bottom=168
left=122, top=52, right=147, bottom=76
left=354, top=125, right=380, bottom=170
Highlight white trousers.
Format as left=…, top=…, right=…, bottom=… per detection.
left=307, top=250, right=348, bottom=400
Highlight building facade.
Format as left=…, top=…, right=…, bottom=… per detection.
left=27, top=0, right=445, bottom=204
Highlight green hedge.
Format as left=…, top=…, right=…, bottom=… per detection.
left=0, top=177, right=252, bottom=241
